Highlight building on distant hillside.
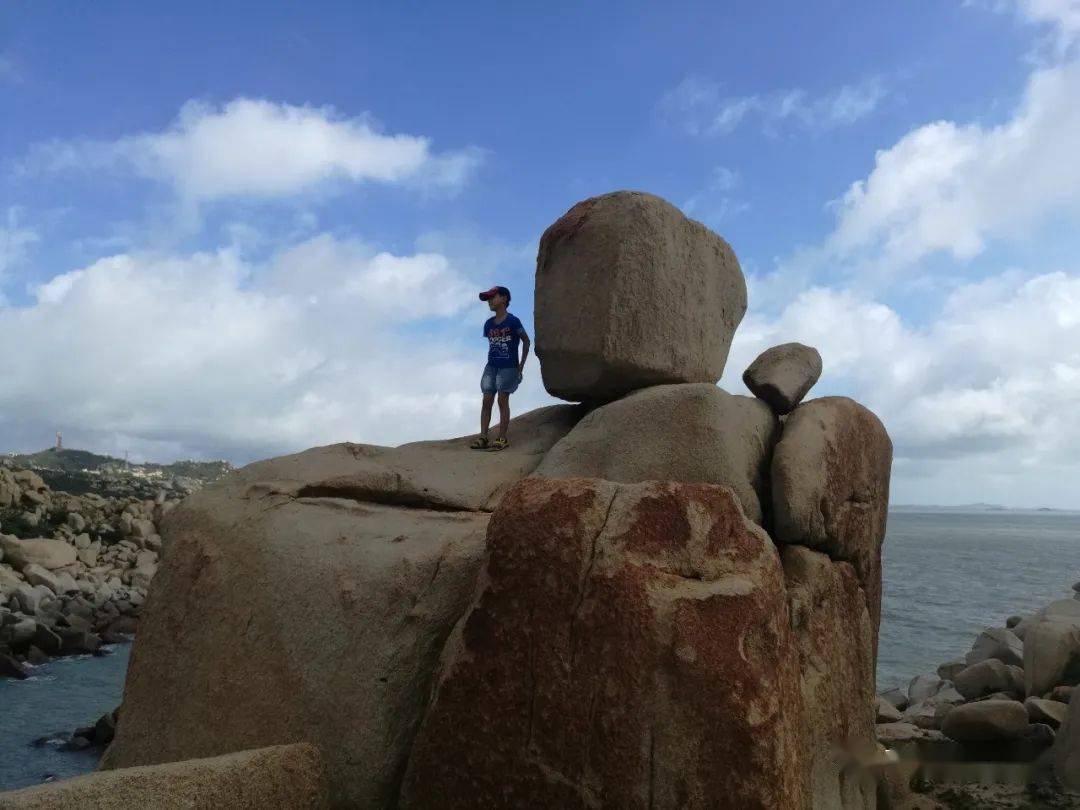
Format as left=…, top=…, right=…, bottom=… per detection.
left=56, top=432, right=63, bottom=450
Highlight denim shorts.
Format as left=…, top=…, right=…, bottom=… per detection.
left=481, top=364, right=521, bottom=394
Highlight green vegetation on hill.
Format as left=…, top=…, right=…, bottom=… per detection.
left=7, top=447, right=230, bottom=483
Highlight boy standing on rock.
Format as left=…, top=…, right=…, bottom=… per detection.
left=471, top=286, right=530, bottom=451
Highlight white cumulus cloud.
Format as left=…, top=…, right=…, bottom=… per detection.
left=826, top=62, right=1080, bottom=274
left=724, top=269, right=1080, bottom=505
left=0, top=233, right=541, bottom=463
left=27, top=98, right=483, bottom=202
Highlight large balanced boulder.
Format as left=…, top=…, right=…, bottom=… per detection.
left=101, top=406, right=581, bottom=808
left=533, top=383, right=777, bottom=525
left=0, top=536, right=76, bottom=571
left=0, top=744, right=328, bottom=809
left=781, top=545, right=877, bottom=808
left=742, top=343, right=823, bottom=415
left=401, top=477, right=807, bottom=809
left=941, top=700, right=1029, bottom=742
left=771, top=397, right=892, bottom=645
left=534, top=191, right=747, bottom=402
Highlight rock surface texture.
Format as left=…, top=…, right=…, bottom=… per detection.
left=781, top=545, right=877, bottom=808
left=1056, top=688, right=1080, bottom=790
left=401, top=477, right=808, bottom=810
left=533, top=383, right=777, bottom=525
left=771, top=396, right=893, bottom=649
left=742, top=342, right=823, bottom=415
left=0, top=744, right=328, bottom=809
left=100, top=408, right=582, bottom=808
left=534, top=191, right=746, bottom=402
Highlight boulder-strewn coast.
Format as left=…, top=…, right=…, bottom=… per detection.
left=1, top=190, right=1076, bottom=808
left=875, top=584, right=1080, bottom=804
left=0, top=462, right=187, bottom=678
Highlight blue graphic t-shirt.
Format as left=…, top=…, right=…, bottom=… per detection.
left=483, top=313, right=526, bottom=369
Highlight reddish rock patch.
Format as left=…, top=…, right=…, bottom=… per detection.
left=400, top=477, right=807, bottom=809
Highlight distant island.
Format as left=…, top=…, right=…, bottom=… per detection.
left=890, top=503, right=1078, bottom=514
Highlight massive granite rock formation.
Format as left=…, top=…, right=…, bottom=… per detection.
left=534, top=191, right=746, bottom=403
left=401, top=477, right=806, bottom=810
left=533, top=383, right=777, bottom=525
left=25, top=190, right=902, bottom=809
left=100, top=407, right=583, bottom=808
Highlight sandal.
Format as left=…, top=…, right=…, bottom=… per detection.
left=469, top=436, right=489, bottom=450
left=489, top=437, right=509, bottom=451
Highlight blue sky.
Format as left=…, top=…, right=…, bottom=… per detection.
left=2, top=1, right=1080, bottom=507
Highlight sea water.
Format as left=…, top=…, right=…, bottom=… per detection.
left=1, top=510, right=1079, bottom=790
left=0, top=645, right=130, bottom=791
left=879, top=509, right=1080, bottom=690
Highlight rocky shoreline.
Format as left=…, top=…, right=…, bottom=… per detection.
left=875, top=582, right=1080, bottom=806
left=0, top=461, right=183, bottom=678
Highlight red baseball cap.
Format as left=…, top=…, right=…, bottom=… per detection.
left=479, top=285, right=511, bottom=302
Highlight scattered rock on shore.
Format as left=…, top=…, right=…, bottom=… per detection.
left=941, top=699, right=1029, bottom=742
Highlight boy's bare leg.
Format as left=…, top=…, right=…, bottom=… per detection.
left=480, top=393, right=495, bottom=438
left=496, top=392, right=510, bottom=440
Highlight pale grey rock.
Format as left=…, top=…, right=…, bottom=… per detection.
left=954, top=659, right=1014, bottom=700
left=0, top=535, right=77, bottom=571
left=908, top=674, right=944, bottom=704
left=937, top=659, right=967, bottom=681
left=966, top=626, right=1024, bottom=667
left=878, top=688, right=908, bottom=711
left=876, top=696, right=903, bottom=723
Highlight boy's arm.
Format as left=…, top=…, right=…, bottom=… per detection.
left=518, top=329, right=531, bottom=374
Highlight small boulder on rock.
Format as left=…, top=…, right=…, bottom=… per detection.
left=742, top=342, right=823, bottom=415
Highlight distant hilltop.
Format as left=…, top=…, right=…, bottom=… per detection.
left=1, top=447, right=232, bottom=499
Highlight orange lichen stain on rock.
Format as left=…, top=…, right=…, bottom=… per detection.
left=667, top=586, right=805, bottom=809
left=620, top=484, right=693, bottom=557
